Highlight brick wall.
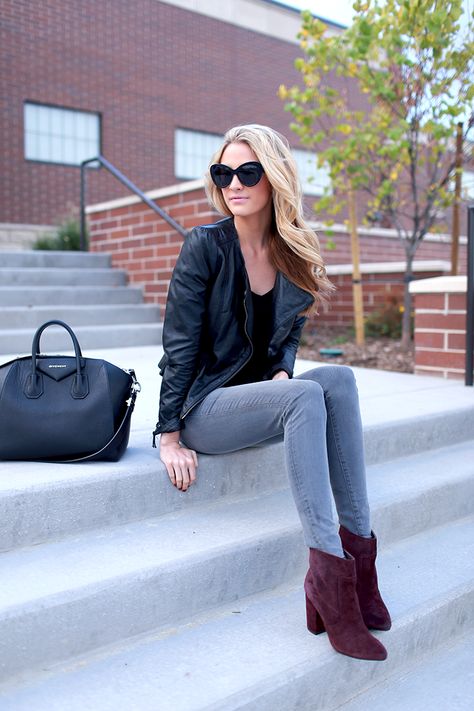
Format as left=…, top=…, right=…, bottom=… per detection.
left=410, top=276, right=469, bottom=379
left=1, top=0, right=313, bottom=226
left=318, top=265, right=449, bottom=326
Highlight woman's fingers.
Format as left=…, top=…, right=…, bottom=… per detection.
left=161, top=445, right=198, bottom=492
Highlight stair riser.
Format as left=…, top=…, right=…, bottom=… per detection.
left=0, top=270, right=127, bottom=287
left=0, top=252, right=111, bottom=269
left=364, top=409, right=474, bottom=464
left=0, top=305, right=160, bottom=329
left=229, top=585, right=474, bottom=711
left=0, top=530, right=306, bottom=683
left=0, top=324, right=162, bottom=355
left=0, top=288, right=143, bottom=307
left=372, top=476, right=474, bottom=547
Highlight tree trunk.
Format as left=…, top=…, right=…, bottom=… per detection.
left=401, top=249, right=415, bottom=349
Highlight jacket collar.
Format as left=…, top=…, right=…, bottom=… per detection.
left=215, top=217, right=314, bottom=320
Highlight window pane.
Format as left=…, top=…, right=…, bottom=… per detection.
left=293, top=148, right=330, bottom=196
left=50, top=134, right=63, bottom=163
left=175, top=128, right=222, bottom=180
left=463, top=171, right=474, bottom=200
left=24, top=102, right=100, bottom=165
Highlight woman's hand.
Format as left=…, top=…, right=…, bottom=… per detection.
left=159, top=431, right=198, bottom=492
left=272, top=370, right=289, bottom=381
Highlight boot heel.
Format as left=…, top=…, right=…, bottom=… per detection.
left=305, top=594, right=325, bottom=635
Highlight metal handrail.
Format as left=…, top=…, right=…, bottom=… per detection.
left=466, top=205, right=474, bottom=386
left=80, top=155, right=188, bottom=250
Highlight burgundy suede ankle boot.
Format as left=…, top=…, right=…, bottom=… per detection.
left=304, top=548, right=387, bottom=661
left=339, top=525, right=391, bottom=631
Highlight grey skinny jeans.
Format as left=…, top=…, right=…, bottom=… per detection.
left=180, top=365, right=371, bottom=557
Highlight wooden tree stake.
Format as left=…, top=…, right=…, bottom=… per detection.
left=348, top=189, right=365, bottom=345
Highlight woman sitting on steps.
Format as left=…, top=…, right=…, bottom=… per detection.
left=153, top=123, right=391, bottom=661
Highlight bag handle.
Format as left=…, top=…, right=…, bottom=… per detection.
left=25, top=320, right=88, bottom=399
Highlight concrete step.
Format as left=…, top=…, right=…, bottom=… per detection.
left=1, top=428, right=473, bottom=553
left=0, top=286, right=143, bottom=307
left=1, top=515, right=473, bottom=710
left=331, top=630, right=474, bottom=711
left=0, top=444, right=473, bottom=682
left=0, top=322, right=162, bottom=355
left=0, top=267, right=127, bottom=287
left=0, top=304, right=160, bottom=329
left=0, top=251, right=111, bottom=269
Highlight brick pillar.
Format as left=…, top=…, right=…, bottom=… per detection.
left=410, top=276, right=468, bottom=379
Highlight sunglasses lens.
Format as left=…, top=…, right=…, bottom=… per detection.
left=210, top=165, right=233, bottom=188
left=210, top=162, right=264, bottom=188
left=237, top=164, right=263, bottom=187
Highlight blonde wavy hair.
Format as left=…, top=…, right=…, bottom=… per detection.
left=204, top=124, right=334, bottom=311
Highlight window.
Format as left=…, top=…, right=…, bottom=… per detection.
left=175, top=128, right=222, bottom=180
left=462, top=170, right=474, bottom=201
left=292, top=148, right=331, bottom=197
left=24, top=102, right=101, bottom=166
left=174, top=128, right=330, bottom=196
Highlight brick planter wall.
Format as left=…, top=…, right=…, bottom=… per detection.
left=410, top=276, right=469, bottom=379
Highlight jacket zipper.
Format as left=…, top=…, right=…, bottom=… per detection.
left=180, top=291, right=254, bottom=421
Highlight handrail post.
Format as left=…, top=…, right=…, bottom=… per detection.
left=466, top=205, right=474, bottom=386
left=80, top=161, right=87, bottom=252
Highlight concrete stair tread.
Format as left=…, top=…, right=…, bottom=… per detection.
left=334, top=629, right=474, bottom=711
left=0, top=252, right=111, bottom=268
left=0, top=267, right=126, bottom=282
left=1, top=515, right=473, bottom=710
left=0, top=286, right=140, bottom=294
left=1, top=436, right=473, bottom=550
left=0, top=322, right=161, bottom=336
left=0, top=323, right=162, bottom=356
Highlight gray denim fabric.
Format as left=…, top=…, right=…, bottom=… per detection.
left=181, top=365, right=371, bottom=556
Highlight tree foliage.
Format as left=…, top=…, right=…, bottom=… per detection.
left=280, top=0, right=474, bottom=344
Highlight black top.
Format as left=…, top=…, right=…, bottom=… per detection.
left=225, top=288, right=274, bottom=387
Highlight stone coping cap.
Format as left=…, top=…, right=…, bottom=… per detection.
left=409, top=275, right=467, bottom=294
left=327, top=260, right=450, bottom=276
left=86, top=179, right=205, bottom=214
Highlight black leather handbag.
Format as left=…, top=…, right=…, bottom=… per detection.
left=0, top=320, right=140, bottom=462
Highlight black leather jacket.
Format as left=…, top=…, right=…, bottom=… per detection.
left=153, top=217, right=314, bottom=436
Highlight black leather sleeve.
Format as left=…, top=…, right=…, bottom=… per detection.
left=267, top=315, right=306, bottom=379
left=157, top=228, right=213, bottom=433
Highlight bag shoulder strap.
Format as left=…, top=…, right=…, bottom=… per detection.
left=62, top=370, right=140, bottom=464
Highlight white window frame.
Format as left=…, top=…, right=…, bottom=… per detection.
left=24, top=102, right=101, bottom=167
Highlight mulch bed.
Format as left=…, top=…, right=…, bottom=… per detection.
left=298, top=324, right=414, bottom=374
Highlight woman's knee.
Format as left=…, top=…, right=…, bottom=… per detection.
left=290, top=377, right=325, bottom=406
left=305, top=365, right=357, bottom=394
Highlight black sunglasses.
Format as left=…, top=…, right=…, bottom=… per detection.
left=210, top=161, right=265, bottom=189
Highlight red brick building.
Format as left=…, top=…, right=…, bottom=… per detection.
left=1, top=0, right=344, bottom=246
